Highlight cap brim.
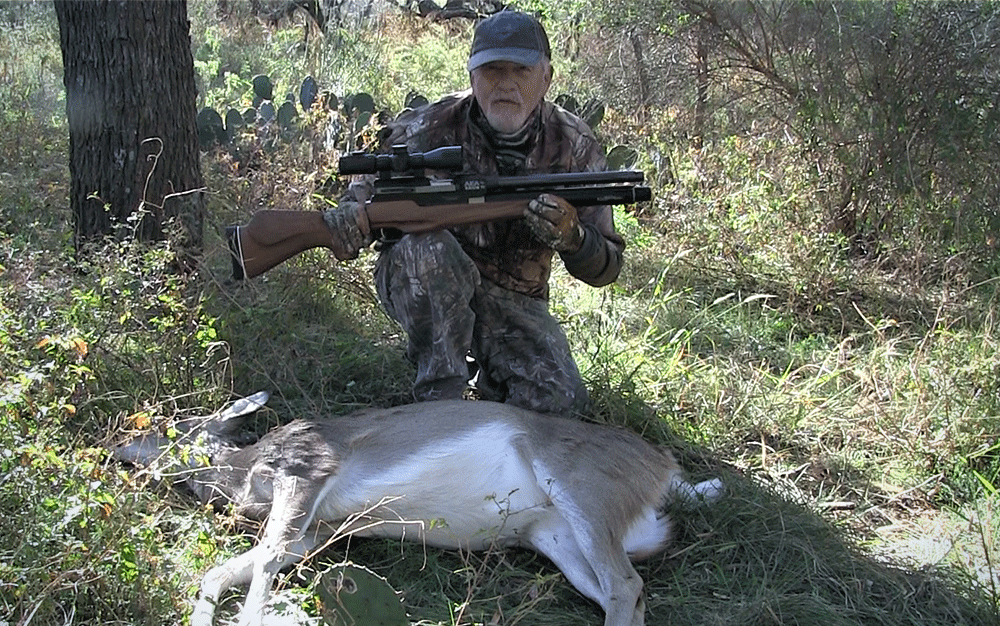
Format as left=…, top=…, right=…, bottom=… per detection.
left=467, top=48, right=544, bottom=71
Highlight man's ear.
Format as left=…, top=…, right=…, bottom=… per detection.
left=542, top=61, right=554, bottom=93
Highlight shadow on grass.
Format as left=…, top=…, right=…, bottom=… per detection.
left=595, top=382, right=995, bottom=626
left=202, top=248, right=416, bottom=420
left=650, top=470, right=997, bottom=626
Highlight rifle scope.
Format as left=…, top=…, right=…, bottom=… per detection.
left=339, top=145, right=464, bottom=176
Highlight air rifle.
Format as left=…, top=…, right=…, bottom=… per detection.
left=225, top=145, right=651, bottom=280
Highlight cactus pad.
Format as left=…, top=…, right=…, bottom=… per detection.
left=316, top=562, right=407, bottom=626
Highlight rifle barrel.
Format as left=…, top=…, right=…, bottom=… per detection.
left=536, top=184, right=652, bottom=207
left=475, top=170, right=645, bottom=191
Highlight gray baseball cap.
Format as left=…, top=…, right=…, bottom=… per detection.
left=467, top=11, right=552, bottom=72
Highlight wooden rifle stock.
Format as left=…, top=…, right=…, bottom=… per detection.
left=226, top=210, right=338, bottom=280
left=227, top=200, right=530, bottom=280
left=226, top=171, right=651, bottom=280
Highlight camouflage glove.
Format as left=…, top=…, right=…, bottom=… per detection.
left=524, top=193, right=585, bottom=253
left=323, top=199, right=372, bottom=260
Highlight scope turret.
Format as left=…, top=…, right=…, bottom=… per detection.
left=338, top=145, right=464, bottom=176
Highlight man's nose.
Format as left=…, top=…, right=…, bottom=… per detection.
left=496, top=75, right=518, bottom=90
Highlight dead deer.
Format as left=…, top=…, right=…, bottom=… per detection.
left=114, top=392, right=722, bottom=626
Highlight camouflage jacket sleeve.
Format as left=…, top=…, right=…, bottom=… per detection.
left=561, top=152, right=624, bottom=287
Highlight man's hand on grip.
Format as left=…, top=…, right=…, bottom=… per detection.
left=524, top=193, right=585, bottom=253
left=322, top=180, right=373, bottom=260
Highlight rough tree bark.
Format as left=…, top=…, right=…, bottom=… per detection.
left=54, top=0, right=204, bottom=255
left=630, top=29, right=650, bottom=123
left=693, top=22, right=709, bottom=150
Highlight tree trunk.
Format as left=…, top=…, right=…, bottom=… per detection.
left=54, top=0, right=204, bottom=256
left=630, top=29, right=650, bottom=123
left=693, top=23, right=709, bottom=150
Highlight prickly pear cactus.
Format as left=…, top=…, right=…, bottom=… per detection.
left=252, top=74, right=274, bottom=102
left=344, top=92, right=375, bottom=116
left=277, top=101, right=297, bottom=129
left=199, top=73, right=387, bottom=155
left=555, top=94, right=605, bottom=130
left=354, top=111, right=372, bottom=133
left=258, top=101, right=276, bottom=124
left=321, top=91, right=339, bottom=110
left=555, top=93, right=579, bottom=113
left=316, top=562, right=407, bottom=626
left=607, top=145, right=639, bottom=170
left=300, top=75, right=319, bottom=110
left=197, top=107, right=225, bottom=148
left=224, top=108, right=243, bottom=141
left=582, top=99, right=605, bottom=129
left=404, top=90, right=428, bottom=110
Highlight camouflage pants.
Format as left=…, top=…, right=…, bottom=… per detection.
left=375, top=231, right=588, bottom=415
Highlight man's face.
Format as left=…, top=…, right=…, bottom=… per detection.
left=470, top=60, right=553, bottom=134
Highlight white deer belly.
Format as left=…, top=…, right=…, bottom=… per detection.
left=317, top=422, right=551, bottom=549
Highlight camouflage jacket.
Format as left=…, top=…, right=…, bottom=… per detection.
left=372, top=91, right=625, bottom=300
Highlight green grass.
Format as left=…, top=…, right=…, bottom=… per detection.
left=2, top=4, right=1000, bottom=626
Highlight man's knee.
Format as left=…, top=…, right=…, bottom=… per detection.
left=502, top=369, right=589, bottom=416
left=378, top=231, right=478, bottom=284
left=375, top=231, right=480, bottom=324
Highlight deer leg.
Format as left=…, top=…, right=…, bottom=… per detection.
left=577, top=532, right=645, bottom=626
left=539, top=500, right=645, bottom=626
left=526, top=456, right=647, bottom=626
left=525, top=511, right=604, bottom=605
left=189, top=528, right=328, bottom=626
left=233, top=475, right=330, bottom=626
left=190, top=547, right=258, bottom=626
left=526, top=508, right=645, bottom=626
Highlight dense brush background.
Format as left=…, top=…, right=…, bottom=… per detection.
left=2, top=1, right=999, bottom=625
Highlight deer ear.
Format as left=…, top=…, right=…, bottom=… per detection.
left=220, top=391, right=270, bottom=419
left=207, top=391, right=270, bottom=437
